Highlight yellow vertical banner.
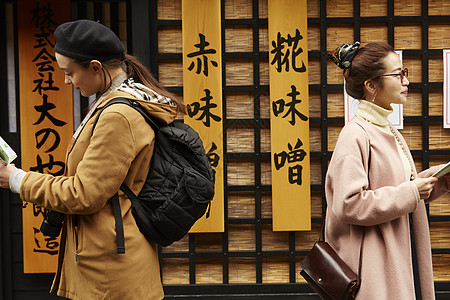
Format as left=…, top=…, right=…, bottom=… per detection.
left=268, top=0, right=311, bottom=231
left=18, top=0, right=73, bottom=273
left=182, top=0, right=224, bottom=232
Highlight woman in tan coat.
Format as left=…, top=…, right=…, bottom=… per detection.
left=0, top=19, right=184, bottom=299
left=326, top=42, right=450, bottom=299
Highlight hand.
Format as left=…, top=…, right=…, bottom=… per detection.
left=0, top=163, right=17, bottom=189
left=413, top=177, right=438, bottom=200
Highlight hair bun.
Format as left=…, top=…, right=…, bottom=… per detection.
left=329, top=41, right=360, bottom=69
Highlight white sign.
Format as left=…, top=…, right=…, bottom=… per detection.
left=344, top=50, right=404, bottom=129
left=443, top=49, right=450, bottom=128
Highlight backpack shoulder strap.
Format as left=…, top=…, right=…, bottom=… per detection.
left=91, top=97, right=160, bottom=135
left=89, top=97, right=159, bottom=254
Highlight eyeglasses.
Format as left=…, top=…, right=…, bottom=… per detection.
left=381, top=68, right=408, bottom=81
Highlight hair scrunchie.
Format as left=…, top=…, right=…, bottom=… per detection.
left=329, top=41, right=361, bottom=69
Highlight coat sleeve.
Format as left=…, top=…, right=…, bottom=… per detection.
left=326, top=124, right=419, bottom=226
left=20, top=110, right=138, bottom=214
left=417, top=164, right=450, bottom=203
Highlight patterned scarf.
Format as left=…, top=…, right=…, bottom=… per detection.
left=115, top=78, right=175, bottom=105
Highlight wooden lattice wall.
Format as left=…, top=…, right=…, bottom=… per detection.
left=155, top=0, right=450, bottom=286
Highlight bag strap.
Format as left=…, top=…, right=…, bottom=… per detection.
left=111, top=193, right=125, bottom=254
left=91, top=98, right=158, bottom=254
left=110, top=184, right=140, bottom=254
left=319, top=205, right=364, bottom=282
left=92, top=98, right=161, bottom=133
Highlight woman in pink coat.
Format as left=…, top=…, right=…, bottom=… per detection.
left=326, top=41, right=450, bottom=299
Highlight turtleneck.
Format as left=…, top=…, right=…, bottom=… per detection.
left=355, top=100, right=415, bottom=185
left=355, top=100, right=392, bottom=130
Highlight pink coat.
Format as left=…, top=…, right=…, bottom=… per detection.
left=325, top=117, right=449, bottom=300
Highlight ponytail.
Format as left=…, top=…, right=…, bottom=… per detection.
left=123, top=54, right=186, bottom=114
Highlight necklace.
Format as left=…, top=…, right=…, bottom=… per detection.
left=358, top=115, right=415, bottom=180
left=388, top=125, right=415, bottom=181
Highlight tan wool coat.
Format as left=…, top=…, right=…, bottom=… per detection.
left=20, top=90, right=177, bottom=300
left=325, top=117, right=449, bottom=300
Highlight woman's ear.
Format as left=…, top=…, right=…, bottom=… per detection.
left=90, top=60, right=103, bottom=74
left=364, top=79, right=377, bottom=94
left=363, top=79, right=378, bottom=101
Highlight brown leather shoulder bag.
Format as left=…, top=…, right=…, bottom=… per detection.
left=299, top=209, right=363, bottom=300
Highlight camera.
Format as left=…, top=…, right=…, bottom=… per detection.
left=40, top=210, right=66, bottom=238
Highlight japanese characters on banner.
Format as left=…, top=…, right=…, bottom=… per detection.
left=443, top=50, right=450, bottom=128
left=268, top=0, right=311, bottom=231
left=18, top=0, right=72, bottom=273
left=182, top=0, right=224, bottom=232
left=345, top=50, right=404, bottom=129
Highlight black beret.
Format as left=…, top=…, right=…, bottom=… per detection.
left=54, top=19, right=125, bottom=62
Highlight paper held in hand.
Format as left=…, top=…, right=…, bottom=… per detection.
left=0, top=136, right=17, bottom=164
left=432, top=162, right=450, bottom=178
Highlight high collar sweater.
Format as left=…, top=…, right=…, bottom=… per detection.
left=356, top=100, right=412, bottom=182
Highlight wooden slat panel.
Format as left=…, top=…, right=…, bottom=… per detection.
left=429, top=55, right=444, bottom=83
left=308, top=25, right=320, bottom=50
left=394, top=0, right=421, bottom=16
left=158, top=0, right=182, bottom=20
left=229, top=224, right=256, bottom=251
left=161, top=258, right=189, bottom=284
left=229, top=258, right=256, bottom=283
left=327, top=90, right=345, bottom=118
left=262, top=257, right=289, bottom=283
left=259, top=58, right=270, bottom=85
left=226, top=58, right=254, bottom=86
left=430, top=88, right=444, bottom=116
left=228, top=192, right=256, bottom=218
left=225, top=0, right=253, bottom=19
left=429, top=24, right=450, bottom=49
left=361, top=0, right=387, bottom=17
left=394, top=24, right=422, bottom=49
left=430, top=222, right=450, bottom=248
left=403, top=89, right=422, bottom=116
left=361, top=24, right=388, bottom=43
left=308, top=57, right=321, bottom=84
left=399, top=123, right=423, bottom=150
left=226, top=92, right=255, bottom=119
left=326, top=0, right=353, bottom=17
left=226, top=25, right=253, bottom=52
left=429, top=123, right=450, bottom=150
left=158, top=59, right=183, bottom=86
left=227, top=125, right=255, bottom=152
left=161, top=235, right=189, bottom=253
left=429, top=0, right=450, bottom=16
left=307, top=0, right=320, bottom=18
left=326, top=24, right=354, bottom=52
left=433, top=255, right=450, bottom=281
left=262, top=224, right=289, bottom=251
left=195, top=233, right=223, bottom=252
left=402, top=57, right=423, bottom=83
left=227, top=159, right=255, bottom=185
left=196, top=258, right=223, bottom=284
left=295, top=223, right=321, bottom=250
left=158, top=27, right=182, bottom=53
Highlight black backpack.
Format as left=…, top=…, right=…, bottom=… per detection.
left=92, top=98, right=215, bottom=252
